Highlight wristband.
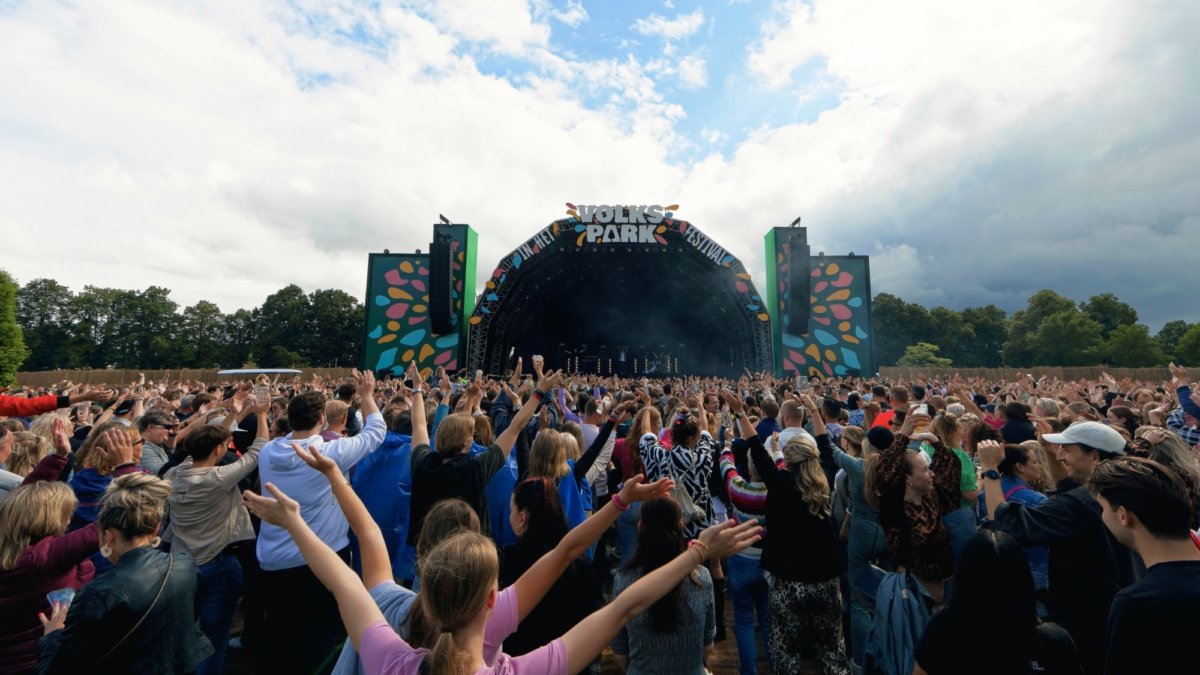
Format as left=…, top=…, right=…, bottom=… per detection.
left=688, top=539, right=708, bottom=561
left=411, top=388, right=423, bottom=394
left=330, top=480, right=350, bottom=490
left=611, top=493, right=630, bottom=511
left=531, top=389, right=545, bottom=400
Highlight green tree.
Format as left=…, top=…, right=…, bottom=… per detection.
left=100, top=287, right=179, bottom=368
left=254, top=285, right=310, bottom=365
left=872, top=293, right=934, bottom=366
left=65, top=286, right=121, bottom=368
left=1032, top=311, right=1104, bottom=366
left=896, top=342, right=952, bottom=368
left=15, top=278, right=75, bottom=370
left=1003, top=290, right=1077, bottom=366
left=1104, top=324, right=1166, bottom=367
left=223, top=308, right=258, bottom=367
left=1157, top=320, right=1192, bottom=358
left=1176, top=324, right=1200, bottom=366
left=0, top=270, right=30, bottom=385
left=180, top=301, right=228, bottom=368
left=267, top=345, right=309, bottom=368
left=304, top=289, right=363, bottom=367
left=1080, top=293, right=1138, bottom=339
left=958, top=305, right=1008, bottom=367
left=927, top=307, right=975, bottom=367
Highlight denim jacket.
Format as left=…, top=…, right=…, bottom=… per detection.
left=38, top=546, right=213, bottom=675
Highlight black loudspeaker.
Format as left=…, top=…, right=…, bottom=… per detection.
left=787, top=230, right=812, bottom=335
left=429, top=232, right=453, bottom=335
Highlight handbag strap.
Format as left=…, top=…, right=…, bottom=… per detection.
left=1003, top=484, right=1029, bottom=500
left=96, top=553, right=174, bottom=666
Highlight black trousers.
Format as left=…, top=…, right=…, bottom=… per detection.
left=256, top=547, right=351, bottom=675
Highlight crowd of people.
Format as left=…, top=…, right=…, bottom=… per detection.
left=0, top=359, right=1198, bottom=675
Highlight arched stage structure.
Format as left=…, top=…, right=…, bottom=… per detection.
left=360, top=205, right=875, bottom=380
left=465, top=211, right=773, bottom=378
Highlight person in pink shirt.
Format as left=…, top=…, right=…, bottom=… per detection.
left=243, top=439, right=762, bottom=675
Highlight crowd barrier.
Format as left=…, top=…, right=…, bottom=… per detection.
left=13, top=368, right=358, bottom=388
left=14, top=366, right=1174, bottom=388
left=878, top=366, right=1172, bottom=382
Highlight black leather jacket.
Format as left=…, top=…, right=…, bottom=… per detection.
left=38, top=546, right=213, bottom=675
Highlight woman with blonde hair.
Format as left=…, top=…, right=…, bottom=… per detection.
left=243, top=461, right=759, bottom=675
left=6, top=432, right=54, bottom=478
left=527, top=400, right=633, bottom=531
left=726, top=392, right=848, bottom=675
left=69, top=421, right=142, bottom=529
left=408, top=366, right=558, bottom=548
left=1132, top=427, right=1200, bottom=529
left=0, top=428, right=139, bottom=675
left=37, top=462, right=214, bottom=675
left=1018, top=441, right=1054, bottom=493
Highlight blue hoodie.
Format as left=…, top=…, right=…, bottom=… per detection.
left=349, top=432, right=417, bottom=583
left=256, top=413, right=387, bottom=571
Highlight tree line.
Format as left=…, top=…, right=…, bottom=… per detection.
left=10, top=277, right=364, bottom=373
left=874, top=290, right=1200, bottom=368
left=3, top=270, right=1198, bottom=381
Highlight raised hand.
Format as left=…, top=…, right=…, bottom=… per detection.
left=406, top=361, right=424, bottom=390
left=696, top=518, right=762, bottom=561
left=96, top=428, right=135, bottom=467
left=900, top=411, right=930, bottom=437
left=618, top=474, right=674, bottom=505
left=977, top=439, right=1004, bottom=471
left=242, top=482, right=303, bottom=529
left=1169, top=363, right=1189, bottom=387
left=292, top=441, right=340, bottom=477
left=52, top=418, right=71, bottom=457
left=509, top=357, right=523, bottom=388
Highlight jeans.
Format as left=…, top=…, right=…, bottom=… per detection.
left=196, top=554, right=244, bottom=675
left=942, top=506, right=977, bottom=567
left=847, top=518, right=889, bottom=666
left=615, top=502, right=641, bottom=569
left=728, top=554, right=770, bottom=675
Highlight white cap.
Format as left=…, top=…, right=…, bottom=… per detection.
left=207, top=416, right=246, bottom=433
left=1042, top=421, right=1126, bottom=455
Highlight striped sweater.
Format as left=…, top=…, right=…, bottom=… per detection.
left=719, top=444, right=784, bottom=557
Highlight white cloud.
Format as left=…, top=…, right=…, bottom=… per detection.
left=632, top=8, right=704, bottom=40
left=1, top=0, right=1197, bottom=332
left=663, top=1, right=674, bottom=8
left=549, top=0, right=589, bottom=28
left=676, top=53, right=708, bottom=88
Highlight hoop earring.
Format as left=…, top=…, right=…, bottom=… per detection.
left=150, top=536, right=162, bottom=548
left=100, top=545, right=113, bottom=558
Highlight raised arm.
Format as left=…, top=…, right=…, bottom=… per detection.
left=559, top=518, right=762, bottom=675
left=243, top=483, right=386, bottom=652
left=574, top=401, right=632, bottom=488
left=495, top=371, right=561, bottom=454
left=514, top=475, right=672, bottom=623
left=409, top=362, right=430, bottom=448
left=291, top=442, right=394, bottom=589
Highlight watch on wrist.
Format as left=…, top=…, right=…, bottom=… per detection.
left=981, top=469, right=1001, bottom=481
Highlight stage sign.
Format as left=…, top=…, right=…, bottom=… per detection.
left=765, top=228, right=876, bottom=378
left=361, top=223, right=477, bottom=377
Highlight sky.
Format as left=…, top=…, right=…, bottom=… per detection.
left=1, top=0, right=1197, bottom=330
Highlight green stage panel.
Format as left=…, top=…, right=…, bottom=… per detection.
left=361, top=225, right=477, bottom=377
left=765, top=228, right=876, bottom=378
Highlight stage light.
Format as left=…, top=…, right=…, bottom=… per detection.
left=789, top=216, right=802, bottom=228
left=439, top=214, right=452, bottom=225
